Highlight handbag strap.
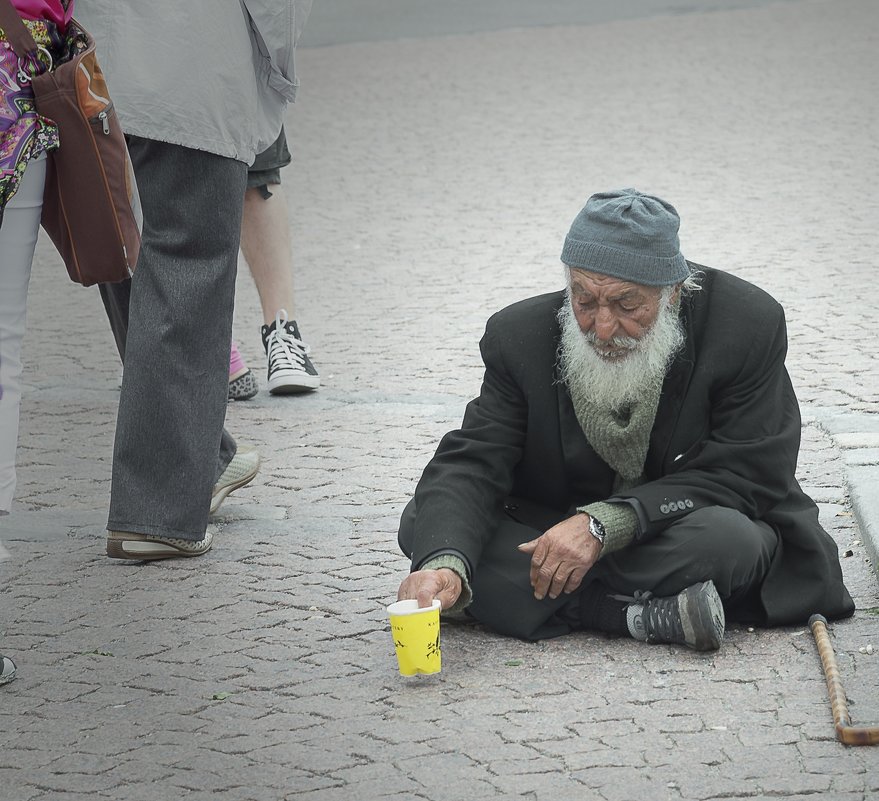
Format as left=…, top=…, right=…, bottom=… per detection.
left=0, top=0, right=40, bottom=58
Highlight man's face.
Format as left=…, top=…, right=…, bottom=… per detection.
left=559, top=268, right=686, bottom=411
left=568, top=269, right=678, bottom=360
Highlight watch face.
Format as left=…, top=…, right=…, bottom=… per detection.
left=589, top=518, right=606, bottom=542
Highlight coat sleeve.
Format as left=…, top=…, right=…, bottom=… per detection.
left=409, top=319, right=528, bottom=574
left=621, top=301, right=803, bottom=540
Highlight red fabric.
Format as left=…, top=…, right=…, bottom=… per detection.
left=10, top=0, right=72, bottom=29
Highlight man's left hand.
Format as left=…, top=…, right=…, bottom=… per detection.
left=518, top=514, right=601, bottom=600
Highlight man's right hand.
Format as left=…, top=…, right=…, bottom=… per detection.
left=397, top=568, right=462, bottom=610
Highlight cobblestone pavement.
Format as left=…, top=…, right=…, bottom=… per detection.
left=3, top=1, right=878, bottom=799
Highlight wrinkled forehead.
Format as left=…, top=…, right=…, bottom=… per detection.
left=567, top=268, right=661, bottom=300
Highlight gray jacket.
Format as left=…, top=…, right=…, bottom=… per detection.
left=75, top=1, right=312, bottom=164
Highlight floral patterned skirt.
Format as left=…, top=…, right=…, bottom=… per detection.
left=0, top=18, right=66, bottom=213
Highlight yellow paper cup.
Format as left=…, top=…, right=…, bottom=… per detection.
left=387, top=599, right=442, bottom=676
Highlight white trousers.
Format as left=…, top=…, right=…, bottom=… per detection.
left=0, top=155, right=45, bottom=514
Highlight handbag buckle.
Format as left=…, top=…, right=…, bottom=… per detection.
left=16, top=45, right=52, bottom=85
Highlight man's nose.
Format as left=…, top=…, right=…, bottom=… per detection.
left=593, top=306, right=618, bottom=341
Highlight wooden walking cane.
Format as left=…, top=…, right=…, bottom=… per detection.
left=809, top=614, right=879, bottom=746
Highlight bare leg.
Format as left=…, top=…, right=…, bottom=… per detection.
left=240, top=181, right=319, bottom=393
left=240, top=185, right=295, bottom=324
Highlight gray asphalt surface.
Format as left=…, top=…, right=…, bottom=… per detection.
left=2, top=0, right=878, bottom=799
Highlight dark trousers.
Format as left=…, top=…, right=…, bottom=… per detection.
left=399, top=501, right=777, bottom=641
left=103, top=137, right=246, bottom=540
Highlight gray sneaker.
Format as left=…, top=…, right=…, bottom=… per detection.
left=628, top=580, right=725, bottom=651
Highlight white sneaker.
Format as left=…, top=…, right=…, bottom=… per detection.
left=1, top=654, right=17, bottom=685
left=210, top=444, right=260, bottom=514
left=261, top=310, right=320, bottom=394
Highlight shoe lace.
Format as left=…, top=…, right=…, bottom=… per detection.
left=641, top=595, right=684, bottom=643
left=610, top=589, right=682, bottom=643
left=268, top=309, right=310, bottom=370
left=609, top=589, right=653, bottom=604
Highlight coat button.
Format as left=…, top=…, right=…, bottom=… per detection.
left=685, top=499, right=694, bottom=509
left=660, top=504, right=669, bottom=514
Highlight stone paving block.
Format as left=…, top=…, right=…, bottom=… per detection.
left=803, top=754, right=866, bottom=779
left=212, top=763, right=335, bottom=796
left=420, top=731, right=539, bottom=764
left=771, top=796, right=861, bottom=801
left=562, top=746, right=646, bottom=772
left=834, top=433, right=879, bottom=449
left=285, top=789, right=421, bottom=801
left=827, top=773, right=870, bottom=795
left=0, top=773, right=42, bottom=801
left=842, top=449, right=879, bottom=467
left=323, top=761, right=422, bottom=791
left=674, top=772, right=762, bottom=800
left=488, top=770, right=590, bottom=798
left=32, top=794, right=115, bottom=801
left=0, top=747, right=58, bottom=771
left=566, top=765, right=670, bottom=795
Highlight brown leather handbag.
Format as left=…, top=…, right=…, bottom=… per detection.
left=0, top=1, right=141, bottom=285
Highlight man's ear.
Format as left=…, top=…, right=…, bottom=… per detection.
left=669, top=283, right=683, bottom=305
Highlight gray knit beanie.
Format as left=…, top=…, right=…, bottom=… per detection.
left=561, top=189, right=689, bottom=286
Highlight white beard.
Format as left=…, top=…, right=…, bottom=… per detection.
left=557, top=290, right=685, bottom=412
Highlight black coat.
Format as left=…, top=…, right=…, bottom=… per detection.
left=410, top=266, right=854, bottom=625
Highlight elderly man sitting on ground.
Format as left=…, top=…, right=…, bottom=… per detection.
left=396, top=188, right=853, bottom=650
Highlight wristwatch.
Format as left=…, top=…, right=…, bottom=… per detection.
left=586, top=514, right=606, bottom=545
